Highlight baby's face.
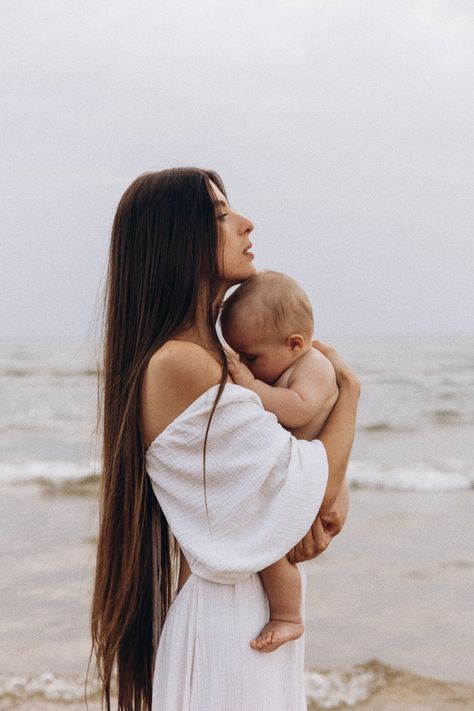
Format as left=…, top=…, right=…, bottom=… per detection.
left=223, top=321, right=294, bottom=384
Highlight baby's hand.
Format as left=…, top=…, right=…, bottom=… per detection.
left=226, top=351, right=255, bottom=388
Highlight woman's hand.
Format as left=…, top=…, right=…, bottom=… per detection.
left=286, top=514, right=340, bottom=564
left=319, top=509, right=343, bottom=537
left=312, top=340, right=361, bottom=394
left=286, top=479, right=349, bottom=564
left=225, top=350, right=256, bottom=388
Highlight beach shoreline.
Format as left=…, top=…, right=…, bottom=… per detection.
left=1, top=483, right=473, bottom=709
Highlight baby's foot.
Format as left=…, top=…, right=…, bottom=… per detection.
left=250, top=618, right=304, bottom=653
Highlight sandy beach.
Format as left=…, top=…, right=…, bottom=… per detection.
left=1, top=482, right=473, bottom=709
left=305, top=489, right=474, bottom=683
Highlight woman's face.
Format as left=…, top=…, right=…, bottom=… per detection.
left=209, top=181, right=256, bottom=285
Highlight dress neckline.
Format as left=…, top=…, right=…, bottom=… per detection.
left=144, top=383, right=260, bottom=456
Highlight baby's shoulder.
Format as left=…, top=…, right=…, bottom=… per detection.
left=289, top=348, right=336, bottom=384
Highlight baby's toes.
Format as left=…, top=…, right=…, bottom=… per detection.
left=271, top=629, right=282, bottom=643
left=261, top=631, right=274, bottom=647
left=250, top=634, right=262, bottom=649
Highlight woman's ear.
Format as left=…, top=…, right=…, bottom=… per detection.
left=286, top=333, right=305, bottom=353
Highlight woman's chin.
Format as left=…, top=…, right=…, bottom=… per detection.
left=232, top=266, right=257, bottom=283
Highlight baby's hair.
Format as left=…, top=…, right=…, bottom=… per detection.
left=220, top=270, right=314, bottom=342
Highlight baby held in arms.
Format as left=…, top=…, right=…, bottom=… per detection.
left=220, top=270, right=341, bottom=653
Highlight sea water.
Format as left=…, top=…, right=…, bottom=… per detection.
left=1, top=333, right=473, bottom=491
left=1, top=334, right=473, bottom=710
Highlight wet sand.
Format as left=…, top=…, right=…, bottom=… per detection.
left=305, top=489, right=474, bottom=684
left=1, top=483, right=473, bottom=709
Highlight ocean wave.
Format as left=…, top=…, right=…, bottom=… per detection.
left=348, top=461, right=473, bottom=492
left=0, top=367, right=97, bottom=378
left=360, top=422, right=411, bottom=433
left=0, top=663, right=390, bottom=708
left=0, top=665, right=383, bottom=708
left=363, top=374, right=424, bottom=386
left=305, top=660, right=386, bottom=708
left=0, top=672, right=99, bottom=706
left=359, top=410, right=473, bottom=431
left=1, top=459, right=473, bottom=493
left=429, top=408, right=464, bottom=424
left=0, top=460, right=100, bottom=484
left=2, top=661, right=473, bottom=710
left=305, top=660, right=474, bottom=710
left=362, top=371, right=474, bottom=389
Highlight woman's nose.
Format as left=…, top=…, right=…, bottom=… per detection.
left=242, top=215, right=254, bottom=233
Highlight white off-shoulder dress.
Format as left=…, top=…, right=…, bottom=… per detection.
left=145, top=383, right=328, bottom=711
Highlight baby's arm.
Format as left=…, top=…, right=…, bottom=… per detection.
left=227, top=348, right=350, bottom=564
left=228, top=349, right=337, bottom=430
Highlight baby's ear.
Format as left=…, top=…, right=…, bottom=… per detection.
left=286, top=333, right=305, bottom=353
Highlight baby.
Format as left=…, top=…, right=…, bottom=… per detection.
left=220, top=270, right=341, bottom=653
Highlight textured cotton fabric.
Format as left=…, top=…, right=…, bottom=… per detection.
left=145, top=383, right=328, bottom=711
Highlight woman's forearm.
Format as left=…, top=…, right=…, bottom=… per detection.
left=286, top=474, right=351, bottom=565
left=287, top=342, right=358, bottom=564
left=320, top=479, right=349, bottom=526
left=317, top=373, right=359, bottom=511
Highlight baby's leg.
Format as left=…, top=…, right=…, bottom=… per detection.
left=251, top=557, right=304, bottom=653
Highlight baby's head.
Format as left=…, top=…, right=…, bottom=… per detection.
left=220, top=270, right=314, bottom=384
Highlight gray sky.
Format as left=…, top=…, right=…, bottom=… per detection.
left=1, top=0, right=473, bottom=346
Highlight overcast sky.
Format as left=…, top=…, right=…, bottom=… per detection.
left=1, top=0, right=473, bottom=347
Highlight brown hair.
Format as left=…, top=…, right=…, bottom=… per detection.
left=220, top=270, right=314, bottom=342
left=89, top=168, right=229, bottom=710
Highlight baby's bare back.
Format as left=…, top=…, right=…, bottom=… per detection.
left=274, top=348, right=339, bottom=440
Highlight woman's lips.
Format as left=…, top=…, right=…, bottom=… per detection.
left=243, top=243, right=254, bottom=258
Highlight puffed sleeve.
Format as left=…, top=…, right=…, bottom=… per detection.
left=145, top=384, right=328, bottom=584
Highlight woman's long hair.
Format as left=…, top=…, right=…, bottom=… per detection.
left=90, top=168, right=229, bottom=710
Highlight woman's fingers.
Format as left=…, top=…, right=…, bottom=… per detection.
left=311, top=339, right=338, bottom=360
left=308, top=517, right=331, bottom=558
left=312, top=340, right=360, bottom=391
left=312, top=339, right=332, bottom=353
left=311, top=340, right=342, bottom=373
left=319, top=510, right=342, bottom=537
left=287, top=517, right=332, bottom=564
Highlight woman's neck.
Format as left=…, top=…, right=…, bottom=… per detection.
left=173, top=283, right=229, bottom=353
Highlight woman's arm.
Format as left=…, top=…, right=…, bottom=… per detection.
left=317, top=357, right=359, bottom=511
left=306, top=340, right=360, bottom=513
left=321, top=479, right=349, bottom=531
left=286, top=480, right=349, bottom=564
left=286, top=342, right=359, bottom=564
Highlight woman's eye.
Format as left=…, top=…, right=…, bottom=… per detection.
left=218, top=213, right=228, bottom=221
left=244, top=355, right=257, bottom=363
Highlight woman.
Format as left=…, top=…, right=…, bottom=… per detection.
left=91, top=167, right=360, bottom=710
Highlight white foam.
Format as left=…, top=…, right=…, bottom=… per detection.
left=1, top=458, right=472, bottom=492
left=348, top=460, right=473, bottom=492
left=304, top=661, right=386, bottom=708
left=0, top=460, right=100, bottom=483
left=0, top=665, right=384, bottom=707
left=0, top=672, right=99, bottom=702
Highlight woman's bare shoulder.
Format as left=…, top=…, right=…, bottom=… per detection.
left=142, top=341, right=225, bottom=444
left=148, top=340, right=223, bottom=385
